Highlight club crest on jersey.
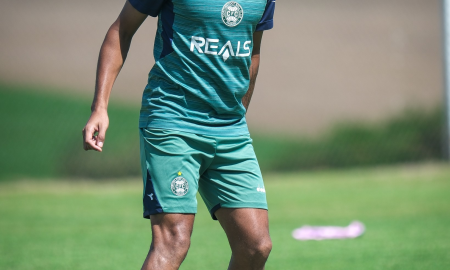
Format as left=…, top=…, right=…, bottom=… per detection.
left=171, top=176, right=189, bottom=196
left=222, top=1, right=244, bottom=27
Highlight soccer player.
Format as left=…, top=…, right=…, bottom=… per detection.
left=82, top=0, right=275, bottom=269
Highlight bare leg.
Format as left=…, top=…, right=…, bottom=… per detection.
left=141, top=213, right=195, bottom=270
left=215, top=208, right=272, bottom=270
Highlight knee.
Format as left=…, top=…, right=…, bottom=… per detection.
left=235, top=237, right=272, bottom=261
left=167, top=231, right=191, bottom=252
left=252, top=238, right=272, bottom=259
left=153, top=227, right=191, bottom=258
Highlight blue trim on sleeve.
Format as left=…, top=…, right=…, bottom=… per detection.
left=128, top=0, right=166, bottom=17
left=256, top=19, right=273, bottom=32
left=160, top=0, right=175, bottom=59
left=256, top=0, right=275, bottom=31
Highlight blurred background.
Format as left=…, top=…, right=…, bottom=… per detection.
left=0, top=0, right=449, bottom=269
left=0, top=0, right=446, bottom=178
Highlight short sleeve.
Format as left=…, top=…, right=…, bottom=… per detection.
left=256, top=0, right=276, bottom=31
left=128, top=0, right=167, bottom=17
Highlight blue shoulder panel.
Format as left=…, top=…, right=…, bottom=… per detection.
left=159, top=0, right=175, bottom=58
left=256, top=0, right=276, bottom=31
left=128, top=0, right=167, bottom=17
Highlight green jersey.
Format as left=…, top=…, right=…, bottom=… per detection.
left=129, top=0, right=276, bottom=135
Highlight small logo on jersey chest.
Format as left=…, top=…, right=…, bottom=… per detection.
left=222, top=1, right=244, bottom=27
left=171, top=175, right=189, bottom=196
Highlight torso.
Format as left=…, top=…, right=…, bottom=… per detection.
left=139, top=0, right=269, bottom=136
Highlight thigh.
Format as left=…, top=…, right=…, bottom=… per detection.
left=198, top=135, right=268, bottom=220
left=140, top=128, right=215, bottom=218
left=215, top=208, right=270, bottom=248
left=150, top=213, right=196, bottom=242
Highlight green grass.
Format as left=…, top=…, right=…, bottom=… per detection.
left=1, top=164, right=449, bottom=270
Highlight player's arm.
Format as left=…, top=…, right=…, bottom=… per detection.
left=242, top=31, right=263, bottom=111
left=83, top=1, right=147, bottom=152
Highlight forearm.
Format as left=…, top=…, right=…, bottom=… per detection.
left=242, top=53, right=260, bottom=111
left=83, top=1, right=147, bottom=152
left=91, top=22, right=132, bottom=112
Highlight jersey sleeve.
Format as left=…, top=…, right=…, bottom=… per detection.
left=128, top=0, right=167, bottom=17
left=256, top=0, right=276, bottom=31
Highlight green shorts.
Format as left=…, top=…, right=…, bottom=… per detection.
left=139, top=128, right=268, bottom=220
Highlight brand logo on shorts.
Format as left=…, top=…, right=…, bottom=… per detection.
left=171, top=173, right=189, bottom=196
left=222, top=1, right=244, bottom=27
left=257, top=186, right=266, bottom=193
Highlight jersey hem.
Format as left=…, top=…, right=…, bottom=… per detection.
left=139, top=119, right=250, bottom=136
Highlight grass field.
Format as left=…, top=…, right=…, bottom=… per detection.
left=1, top=164, right=449, bottom=270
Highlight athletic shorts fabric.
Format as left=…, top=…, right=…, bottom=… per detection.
left=139, top=128, right=268, bottom=220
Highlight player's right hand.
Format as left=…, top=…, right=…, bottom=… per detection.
left=82, top=109, right=109, bottom=152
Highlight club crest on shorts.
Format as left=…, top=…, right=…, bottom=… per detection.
left=171, top=174, right=189, bottom=196
left=222, top=1, right=244, bottom=27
